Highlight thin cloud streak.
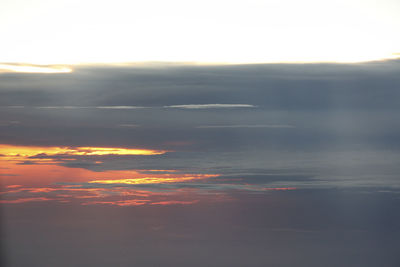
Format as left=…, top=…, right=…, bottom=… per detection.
left=117, top=124, right=141, bottom=128
left=2, top=106, right=25, bottom=108
left=95, top=106, right=147, bottom=109
left=0, top=197, right=51, bottom=204
left=60, top=181, right=297, bottom=193
left=196, top=124, right=295, bottom=129
left=164, top=104, right=257, bottom=109
left=0, top=181, right=297, bottom=207
left=34, top=106, right=147, bottom=109
left=35, top=106, right=88, bottom=109
left=16, top=105, right=257, bottom=110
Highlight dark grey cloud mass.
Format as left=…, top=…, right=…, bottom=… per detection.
left=1, top=60, right=400, bottom=267
left=1, top=60, right=400, bottom=109
left=2, top=189, right=400, bottom=267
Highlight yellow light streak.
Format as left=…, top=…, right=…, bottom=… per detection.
left=72, top=147, right=164, bottom=156
left=0, top=64, right=72, bottom=73
left=89, top=174, right=218, bottom=185
left=0, top=144, right=166, bottom=159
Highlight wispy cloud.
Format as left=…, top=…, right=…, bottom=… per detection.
left=36, top=106, right=86, bottom=109
left=82, top=199, right=149, bottom=206
left=2, top=106, right=25, bottom=108
left=35, top=106, right=146, bottom=109
left=196, top=124, right=295, bottom=129
left=150, top=200, right=198, bottom=205
left=0, top=64, right=72, bottom=73
left=24, top=104, right=257, bottom=110
left=95, top=106, right=146, bottom=109
left=0, top=121, right=20, bottom=126
left=0, top=197, right=51, bottom=204
left=117, top=124, right=141, bottom=128
left=0, top=180, right=296, bottom=207
left=0, top=144, right=167, bottom=159
left=88, top=173, right=218, bottom=185
left=60, top=181, right=296, bottom=193
left=164, top=104, right=257, bottom=109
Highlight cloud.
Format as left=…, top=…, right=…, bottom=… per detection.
left=0, top=144, right=166, bottom=159
left=82, top=199, right=149, bottom=206
left=2, top=61, right=400, bottom=111
left=2, top=106, right=25, bottom=108
left=95, top=106, right=147, bottom=109
left=2, top=61, right=400, bottom=192
left=137, top=169, right=181, bottom=175
left=195, top=124, right=295, bottom=129
left=0, top=120, right=20, bottom=126
left=58, top=181, right=297, bottom=193
left=35, top=106, right=146, bottom=109
left=164, top=104, right=257, bottom=109
left=117, top=124, right=141, bottom=128
left=0, top=64, right=72, bottom=73
left=0, top=182, right=238, bottom=207
left=2, top=61, right=400, bottom=267
left=150, top=200, right=198, bottom=205
left=0, top=197, right=51, bottom=204
left=5, top=185, right=22, bottom=188
left=87, top=173, right=217, bottom=185
left=35, top=106, right=86, bottom=109
left=17, top=104, right=255, bottom=110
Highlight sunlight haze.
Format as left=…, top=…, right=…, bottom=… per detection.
left=1, top=0, right=399, bottom=65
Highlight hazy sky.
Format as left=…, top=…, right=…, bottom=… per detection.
left=0, top=0, right=399, bottom=65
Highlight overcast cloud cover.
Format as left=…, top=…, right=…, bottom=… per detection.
left=1, top=60, right=400, bottom=267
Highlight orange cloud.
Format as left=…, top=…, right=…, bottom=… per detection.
left=82, top=199, right=150, bottom=206
left=0, top=144, right=297, bottom=207
left=0, top=144, right=167, bottom=161
left=0, top=197, right=51, bottom=204
left=88, top=174, right=218, bottom=185
left=5, top=185, right=22, bottom=188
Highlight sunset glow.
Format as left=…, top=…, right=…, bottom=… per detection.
left=0, top=144, right=167, bottom=160
left=0, top=144, right=294, bottom=207
left=0, top=64, right=72, bottom=73
left=0, top=144, right=223, bottom=206
left=88, top=174, right=219, bottom=185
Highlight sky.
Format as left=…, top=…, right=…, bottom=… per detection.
left=1, top=1, right=400, bottom=267
left=0, top=0, right=400, bottom=65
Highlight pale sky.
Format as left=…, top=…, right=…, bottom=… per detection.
left=0, top=0, right=399, bottom=65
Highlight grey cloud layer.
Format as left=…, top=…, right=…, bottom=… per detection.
left=2, top=61, right=400, bottom=267
left=1, top=60, right=400, bottom=189
left=1, top=60, right=400, bottom=109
